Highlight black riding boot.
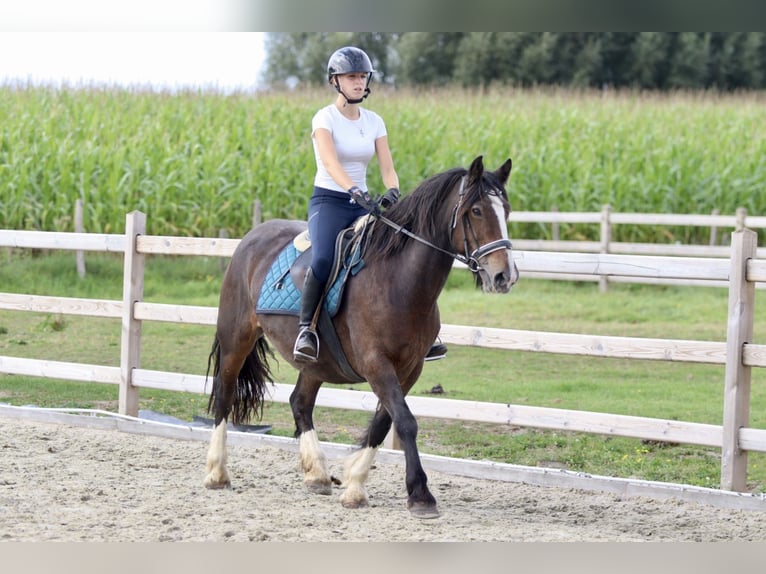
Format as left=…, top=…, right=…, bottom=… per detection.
left=425, top=337, right=448, bottom=361
left=293, top=268, right=325, bottom=362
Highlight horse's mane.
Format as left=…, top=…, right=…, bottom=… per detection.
left=364, top=165, right=508, bottom=263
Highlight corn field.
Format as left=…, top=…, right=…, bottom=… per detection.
left=1, top=84, right=765, bottom=243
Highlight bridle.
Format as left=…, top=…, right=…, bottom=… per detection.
left=377, top=176, right=513, bottom=272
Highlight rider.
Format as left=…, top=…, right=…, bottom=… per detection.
left=293, top=46, right=447, bottom=363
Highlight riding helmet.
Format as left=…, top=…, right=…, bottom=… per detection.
left=327, top=46, right=375, bottom=83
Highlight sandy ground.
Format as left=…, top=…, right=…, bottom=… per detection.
left=2, top=417, right=766, bottom=542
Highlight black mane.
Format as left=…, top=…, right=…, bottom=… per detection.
left=364, top=165, right=509, bottom=262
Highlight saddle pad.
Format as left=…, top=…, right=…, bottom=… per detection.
left=256, top=243, right=347, bottom=317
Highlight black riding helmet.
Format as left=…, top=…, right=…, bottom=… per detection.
left=327, top=46, right=375, bottom=104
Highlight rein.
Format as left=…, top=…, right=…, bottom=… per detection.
left=377, top=176, right=512, bottom=272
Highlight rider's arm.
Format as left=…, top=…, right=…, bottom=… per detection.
left=313, top=128, right=356, bottom=192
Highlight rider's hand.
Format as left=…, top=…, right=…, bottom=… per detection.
left=348, top=186, right=381, bottom=217
left=379, top=187, right=400, bottom=210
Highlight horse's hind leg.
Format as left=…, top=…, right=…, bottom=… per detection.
left=203, top=328, right=260, bottom=489
left=203, top=348, right=241, bottom=489
left=204, top=414, right=230, bottom=489
left=289, top=372, right=332, bottom=495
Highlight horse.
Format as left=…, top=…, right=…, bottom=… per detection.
left=203, top=155, right=518, bottom=518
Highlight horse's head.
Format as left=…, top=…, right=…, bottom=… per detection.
left=451, top=155, right=519, bottom=293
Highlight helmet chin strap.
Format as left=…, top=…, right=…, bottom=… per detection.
left=333, top=78, right=371, bottom=105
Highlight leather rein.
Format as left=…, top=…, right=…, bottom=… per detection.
left=377, top=176, right=512, bottom=272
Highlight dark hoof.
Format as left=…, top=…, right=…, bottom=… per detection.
left=408, top=501, right=440, bottom=519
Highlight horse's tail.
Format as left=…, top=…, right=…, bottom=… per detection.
left=205, top=334, right=275, bottom=425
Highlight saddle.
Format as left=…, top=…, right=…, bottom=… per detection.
left=256, top=216, right=375, bottom=382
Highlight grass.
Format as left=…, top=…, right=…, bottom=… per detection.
left=2, top=250, right=766, bottom=491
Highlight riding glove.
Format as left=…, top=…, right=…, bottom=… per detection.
left=348, top=186, right=381, bottom=216
left=379, top=187, right=400, bottom=209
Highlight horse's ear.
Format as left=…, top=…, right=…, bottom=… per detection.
left=468, top=155, right=484, bottom=184
left=494, top=158, right=512, bottom=185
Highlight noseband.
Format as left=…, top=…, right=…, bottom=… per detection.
left=379, top=176, right=513, bottom=273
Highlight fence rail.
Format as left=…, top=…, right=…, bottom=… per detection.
left=1, top=211, right=765, bottom=495
left=508, top=206, right=766, bottom=289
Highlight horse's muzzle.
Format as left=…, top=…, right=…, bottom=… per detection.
left=479, top=250, right=518, bottom=294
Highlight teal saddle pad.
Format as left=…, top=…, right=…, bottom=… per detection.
left=256, top=243, right=358, bottom=317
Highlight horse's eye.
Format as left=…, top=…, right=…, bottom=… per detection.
left=471, top=206, right=482, bottom=217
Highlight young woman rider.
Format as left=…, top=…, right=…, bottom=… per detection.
left=293, top=46, right=447, bottom=363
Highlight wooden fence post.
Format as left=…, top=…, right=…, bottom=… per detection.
left=709, top=208, right=719, bottom=246
left=720, top=227, right=757, bottom=491
left=551, top=206, right=559, bottom=241
left=75, top=199, right=86, bottom=279
left=218, top=228, right=229, bottom=271
left=119, top=211, right=146, bottom=417
left=735, top=207, right=747, bottom=231
left=599, top=204, right=612, bottom=293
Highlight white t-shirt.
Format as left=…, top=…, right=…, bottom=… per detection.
left=311, top=104, right=387, bottom=193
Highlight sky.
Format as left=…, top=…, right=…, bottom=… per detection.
left=0, top=1, right=265, bottom=91
left=0, top=32, right=265, bottom=91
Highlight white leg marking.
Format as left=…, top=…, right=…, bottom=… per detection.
left=204, top=422, right=230, bottom=489
left=300, top=430, right=331, bottom=494
left=339, top=446, right=377, bottom=508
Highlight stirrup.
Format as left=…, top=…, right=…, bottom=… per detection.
left=424, top=339, right=447, bottom=362
left=293, top=326, right=319, bottom=362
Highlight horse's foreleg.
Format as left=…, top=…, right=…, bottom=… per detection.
left=339, top=406, right=391, bottom=508
left=290, top=374, right=332, bottom=495
left=384, top=394, right=439, bottom=519
left=395, top=403, right=439, bottom=518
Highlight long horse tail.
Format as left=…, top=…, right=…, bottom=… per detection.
left=205, top=334, right=276, bottom=425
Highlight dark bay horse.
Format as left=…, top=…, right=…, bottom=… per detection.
left=204, top=155, right=518, bottom=518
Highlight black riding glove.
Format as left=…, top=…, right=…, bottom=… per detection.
left=348, top=186, right=381, bottom=216
left=379, top=187, right=400, bottom=209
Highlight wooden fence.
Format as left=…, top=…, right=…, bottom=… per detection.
left=508, top=205, right=766, bottom=290
left=2, top=210, right=766, bottom=496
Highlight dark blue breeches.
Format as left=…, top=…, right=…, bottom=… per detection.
left=307, top=186, right=367, bottom=284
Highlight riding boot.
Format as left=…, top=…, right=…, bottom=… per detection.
left=293, top=268, right=325, bottom=362
left=424, top=337, right=448, bottom=361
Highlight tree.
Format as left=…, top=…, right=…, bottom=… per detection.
left=571, top=37, right=603, bottom=88
left=453, top=32, right=496, bottom=87
left=710, top=32, right=765, bottom=89
left=394, top=33, right=464, bottom=86
left=262, top=32, right=762, bottom=92
left=629, top=32, right=671, bottom=89
left=667, top=33, right=711, bottom=89
left=516, top=33, right=558, bottom=86
left=263, top=33, right=396, bottom=86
